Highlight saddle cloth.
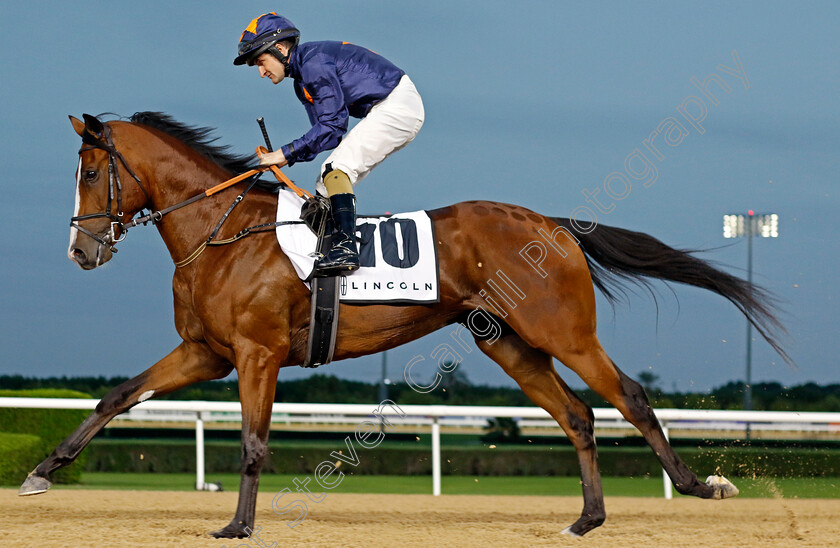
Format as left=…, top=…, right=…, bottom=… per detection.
left=275, top=190, right=439, bottom=304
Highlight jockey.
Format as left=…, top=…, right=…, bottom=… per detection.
left=234, top=12, right=425, bottom=277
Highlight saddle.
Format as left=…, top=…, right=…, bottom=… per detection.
left=289, top=194, right=439, bottom=367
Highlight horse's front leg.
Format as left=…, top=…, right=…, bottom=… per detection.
left=19, top=341, right=232, bottom=496
left=211, top=345, right=285, bottom=539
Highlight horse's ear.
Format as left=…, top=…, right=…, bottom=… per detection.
left=69, top=115, right=86, bottom=137
left=82, top=113, right=105, bottom=139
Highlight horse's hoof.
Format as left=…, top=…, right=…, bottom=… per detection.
left=706, top=474, right=739, bottom=499
left=19, top=473, right=52, bottom=496
left=561, top=526, right=583, bottom=538
left=210, top=523, right=250, bottom=539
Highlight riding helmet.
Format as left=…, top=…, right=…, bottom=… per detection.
left=234, top=12, right=300, bottom=66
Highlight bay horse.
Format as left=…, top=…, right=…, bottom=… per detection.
left=20, top=112, right=788, bottom=538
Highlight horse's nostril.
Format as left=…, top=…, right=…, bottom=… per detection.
left=72, top=248, right=87, bottom=262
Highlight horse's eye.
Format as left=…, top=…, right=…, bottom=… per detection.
left=84, top=170, right=97, bottom=182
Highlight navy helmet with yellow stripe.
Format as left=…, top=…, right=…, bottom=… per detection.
left=234, top=12, right=300, bottom=66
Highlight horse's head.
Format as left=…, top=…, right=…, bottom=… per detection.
left=68, top=114, right=150, bottom=269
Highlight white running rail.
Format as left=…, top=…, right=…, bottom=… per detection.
left=2, top=397, right=839, bottom=499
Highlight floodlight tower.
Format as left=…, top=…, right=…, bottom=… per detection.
left=722, top=211, right=779, bottom=414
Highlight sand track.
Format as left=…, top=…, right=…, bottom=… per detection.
left=3, top=489, right=839, bottom=547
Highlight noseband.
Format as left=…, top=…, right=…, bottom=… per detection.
left=70, top=124, right=151, bottom=253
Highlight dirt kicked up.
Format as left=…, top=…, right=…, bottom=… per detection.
left=3, top=489, right=839, bottom=547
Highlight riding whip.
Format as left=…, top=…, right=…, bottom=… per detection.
left=256, top=117, right=273, bottom=152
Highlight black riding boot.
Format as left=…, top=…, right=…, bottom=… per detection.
left=315, top=193, right=360, bottom=277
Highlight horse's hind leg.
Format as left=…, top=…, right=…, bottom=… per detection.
left=475, top=332, right=606, bottom=537
left=19, top=341, right=232, bottom=496
left=552, top=338, right=727, bottom=499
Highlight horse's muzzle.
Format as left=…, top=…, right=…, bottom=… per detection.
left=70, top=247, right=99, bottom=270
left=69, top=229, right=115, bottom=270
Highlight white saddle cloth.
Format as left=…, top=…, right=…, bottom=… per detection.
left=275, top=190, right=439, bottom=304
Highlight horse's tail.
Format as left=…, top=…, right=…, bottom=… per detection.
left=550, top=218, right=791, bottom=365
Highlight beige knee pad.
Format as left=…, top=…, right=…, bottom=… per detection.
left=323, top=169, right=353, bottom=197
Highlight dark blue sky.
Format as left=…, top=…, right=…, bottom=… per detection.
left=1, top=1, right=837, bottom=393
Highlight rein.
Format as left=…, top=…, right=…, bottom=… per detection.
left=72, top=126, right=312, bottom=265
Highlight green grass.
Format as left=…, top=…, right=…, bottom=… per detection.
left=50, top=472, right=840, bottom=498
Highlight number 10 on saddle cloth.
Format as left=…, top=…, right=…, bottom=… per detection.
left=275, top=189, right=439, bottom=304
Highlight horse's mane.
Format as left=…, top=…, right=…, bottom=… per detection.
left=127, top=111, right=281, bottom=193
left=128, top=111, right=253, bottom=173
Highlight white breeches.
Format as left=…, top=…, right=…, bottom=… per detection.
left=316, top=74, right=425, bottom=195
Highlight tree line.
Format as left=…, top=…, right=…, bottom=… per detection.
left=1, top=374, right=839, bottom=412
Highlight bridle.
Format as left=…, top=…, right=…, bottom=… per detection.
left=70, top=124, right=151, bottom=254
left=70, top=120, right=315, bottom=266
